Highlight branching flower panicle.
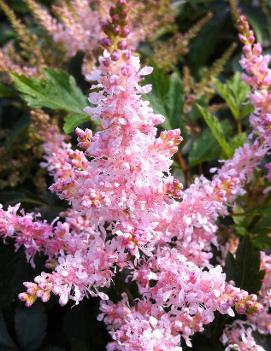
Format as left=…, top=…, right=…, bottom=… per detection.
left=1, top=3, right=271, bottom=351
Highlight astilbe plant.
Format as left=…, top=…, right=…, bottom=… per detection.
left=1, top=2, right=271, bottom=350
left=0, top=0, right=176, bottom=190
left=219, top=15, right=271, bottom=351
left=0, top=0, right=104, bottom=78
left=0, top=0, right=45, bottom=77
left=0, top=0, right=175, bottom=79
left=24, top=0, right=103, bottom=73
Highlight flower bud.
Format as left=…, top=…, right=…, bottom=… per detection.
left=117, top=0, right=127, bottom=6
left=122, top=50, right=131, bottom=60
left=111, top=51, right=121, bottom=61
left=113, top=25, right=121, bottom=35
left=121, top=25, right=130, bottom=38
left=118, top=40, right=127, bottom=50
left=100, top=37, right=112, bottom=47
left=112, top=14, right=120, bottom=23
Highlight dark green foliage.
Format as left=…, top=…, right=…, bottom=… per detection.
left=11, top=68, right=87, bottom=113
left=0, top=312, right=18, bottom=350
left=225, top=236, right=265, bottom=294
left=197, top=105, right=232, bottom=157
left=188, top=120, right=232, bottom=165
left=11, top=68, right=89, bottom=133
left=215, top=73, right=252, bottom=121
left=145, top=67, right=187, bottom=137
left=15, top=303, right=47, bottom=351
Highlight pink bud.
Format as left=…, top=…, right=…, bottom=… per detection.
left=122, top=50, right=131, bottom=60
left=100, top=37, right=112, bottom=47
left=113, top=25, right=121, bottom=35
left=117, top=0, right=127, bottom=6
left=118, top=40, right=127, bottom=50
left=111, top=51, right=121, bottom=61
left=121, top=26, right=130, bottom=38
left=102, top=57, right=110, bottom=67
left=112, top=14, right=120, bottom=23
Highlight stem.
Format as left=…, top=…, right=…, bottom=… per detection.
left=175, top=150, right=190, bottom=187
left=237, top=118, right=242, bottom=133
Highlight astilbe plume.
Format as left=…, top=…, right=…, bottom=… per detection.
left=0, top=3, right=271, bottom=351
left=0, top=0, right=79, bottom=78
left=0, top=0, right=101, bottom=78
left=222, top=252, right=271, bottom=350
left=0, top=44, right=39, bottom=77
left=23, top=0, right=175, bottom=78
left=238, top=15, right=271, bottom=180
left=221, top=15, right=271, bottom=350
left=0, top=0, right=44, bottom=77
left=229, top=0, right=240, bottom=24
left=96, top=0, right=176, bottom=48
left=222, top=251, right=271, bottom=350
left=24, top=0, right=102, bottom=61
left=221, top=320, right=265, bottom=351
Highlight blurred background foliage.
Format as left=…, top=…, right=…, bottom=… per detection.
left=0, top=0, right=271, bottom=350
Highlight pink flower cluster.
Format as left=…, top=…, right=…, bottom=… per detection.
left=0, top=45, right=38, bottom=77
left=167, top=140, right=265, bottom=267
left=238, top=15, right=271, bottom=181
left=221, top=16, right=271, bottom=351
left=221, top=252, right=271, bottom=350
left=0, top=203, right=53, bottom=263
left=222, top=320, right=265, bottom=351
left=28, top=0, right=103, bottom=59
left=103, top=291, right=260, bottom=351
left=0, top=4, right=271, bottom=350
left=27, top=0, right=172, bottom=77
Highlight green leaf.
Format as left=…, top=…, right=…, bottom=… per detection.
left=225, top=236, right=264, bottom=294
left=10, top=68, right=89, bottom=132
left=232, top=204, right=245, bottom=226
left=62, top=301, right=91, bottom=350
left=215, top=73, right=252, bottom=120
left=0, top=244, right=32, bottom=308
left=188, top=120, right=232, bottom=166
left=196, top=104, right=232, bottom=158
left=0, top=191, right=46, bottom=207
left=144, top=67, right=187, bottom=138
left=4, top=114, right=29, bottom=149
left=245, top=7, right=269, bottom=44
left=251, top=210, right=271, bottom=249
left=164, top=72, right=185, bottom=131
left=0, top=82, right=17, bottom=98
left=231, top=200, right=271, bottom=249
left=15, top=303, right=47, bottom=351
left=63, top=113, right=89, bottom=134
left=230, top=132, right=247, bottom=152
left=251, top=234, right=271, bottom=250
left=0, top=312, right=18, bottom=350
left=144, top=65, right=169, bottom=117
left=239, top=102, right=254, bottom=119
left=188, top=128, right=220, bottom=165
